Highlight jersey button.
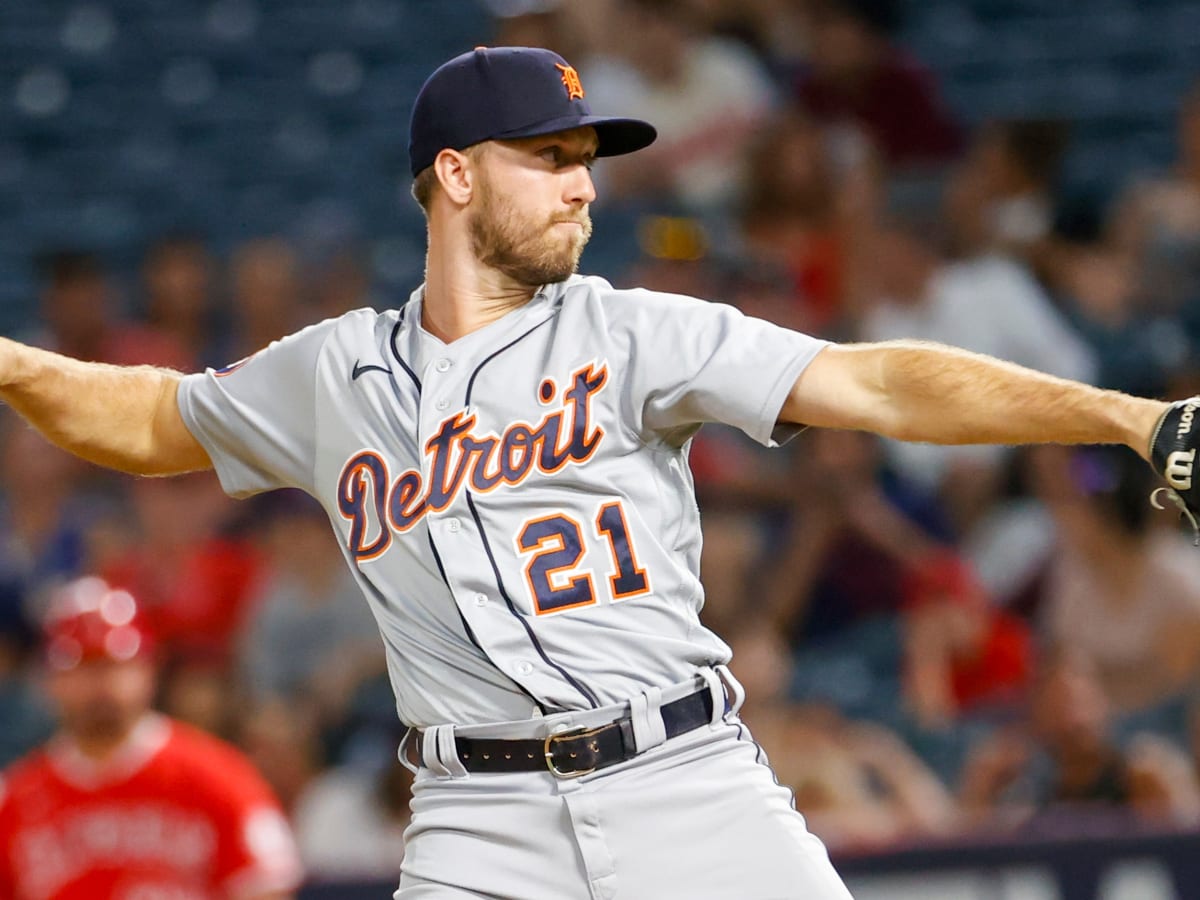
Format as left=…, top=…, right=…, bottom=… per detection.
left=474, top=593, right=488, bottom=606
left=446, top=517, right=461, bottom=533
left=435, top=398, right=450, bottom=411
left=435, top=358, right=452, bottom=373
left=514, top=660, right=534, bottom=676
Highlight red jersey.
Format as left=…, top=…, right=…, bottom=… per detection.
left=0, top=715, right=302, bottom=900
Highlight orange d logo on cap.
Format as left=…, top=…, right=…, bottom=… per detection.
left=555, top=63, right=585, bottom=101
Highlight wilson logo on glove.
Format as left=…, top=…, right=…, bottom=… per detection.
left=1165, top=449, right=1196, bottom=490
left=1151, top=397, right=1200, bottom=544
left=1175, top=401, right=1198, bottom=438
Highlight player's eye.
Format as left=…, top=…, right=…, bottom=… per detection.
left=537, top=145, right=594, bottom=171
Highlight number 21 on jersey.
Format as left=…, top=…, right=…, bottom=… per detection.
left=515, top=500, right=651, bottom=615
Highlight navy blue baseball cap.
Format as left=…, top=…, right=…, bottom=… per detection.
left=408, top=46, right=657, bottom=177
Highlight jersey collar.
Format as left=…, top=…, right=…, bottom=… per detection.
left=47, top=712, right=172, bottom=790
left=396, top=280, right=568, bottom=370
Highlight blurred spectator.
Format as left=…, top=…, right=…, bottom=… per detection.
left=238, top=491, right=384, bottom=728
left=0, top=577, right=303, bottom=898
left=29, top=251, right=192, bottom=370
left=584, top=0, right=777, bottom=211
left=731, top=626, right=959, bottom=852
left=1050, top=242, right=1188, bottom=397
left=1109, top=80, right=1200, bottom=321
left=694, top=507, right=768, bottom=637
left=739, top=106, right=879, bottom=333
left=238, top=699, right=323, bottom=818
left=722, top=258, right=820, bottom=336
left=1031, top=444, right=1200, bottom=715
left=857, top=202, right=1096, bottom=534
left=858, top=205, right=1095, bottom=387
left=158, top=654, right=242, bottom=741
left=140, top=233, right=221, bottom=370
left=0, top=633, right=53, bottom=769
left=685, top=0, right=813, bottom=79
left=293, top=755, right=413, bottom=881
left=958, top=448, right=1057, bottom=613
left=943, top=119, right=1070, bottom=267
left=902, top=553, right=1034, bottom=730
left=959, top=650, right=1200, bottom=830
left=311, top=246, right=378, bottom=322
left=620, top=228, right=715, bottom=296
left=0, top=423, right=96, bottom=766
left=795, top=0, right=962, bottom=170
left=759, top=429, right=1030, bottom=728
left=100, top=474, right=262, bottom=667
left=0, top=416, right=95, bottom=649
left=227, top=238, right=308, bottom=362
left=490, top=2, right=589, bottom=62
left=762, top=428, right=953, bottom=645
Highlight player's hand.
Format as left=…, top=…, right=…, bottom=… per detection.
left=1149, top=396, right=1200, bottom=545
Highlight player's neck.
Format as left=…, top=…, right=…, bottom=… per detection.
left=421, top=245, right=538, bottom=343
left=65, top=719, right=143, bottom=763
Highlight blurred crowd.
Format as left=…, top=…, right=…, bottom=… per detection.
left=5, top=0, right=1200, bottom=883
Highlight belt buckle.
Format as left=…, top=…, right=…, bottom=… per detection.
left=544, top=724, right=605, bottom=779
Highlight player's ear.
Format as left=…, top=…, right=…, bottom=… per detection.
left=434, top=148, right=476, bottom=206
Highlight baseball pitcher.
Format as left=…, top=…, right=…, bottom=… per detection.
left=0, top=47, right=1197, bottom=899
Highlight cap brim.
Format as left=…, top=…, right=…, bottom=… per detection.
left=493, top=115, right=657, bottom=158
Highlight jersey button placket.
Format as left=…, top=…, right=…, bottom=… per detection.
left=427, top=358, right=453, bottom=416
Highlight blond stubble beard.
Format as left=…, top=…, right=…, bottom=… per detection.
left=468, top=169, right=593, bottom=288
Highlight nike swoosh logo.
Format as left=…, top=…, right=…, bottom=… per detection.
left=352, top=361, right=393, bottom=380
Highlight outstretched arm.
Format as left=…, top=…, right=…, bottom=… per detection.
left=782, top=340, right=1166, bottom=456
left=0, top=337, right=211, bottom=476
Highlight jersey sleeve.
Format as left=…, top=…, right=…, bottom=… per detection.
left=177, top=319, right=340, bottom=498
left=203, top=747, right=304, bottom=897
left=613, top=288, right=829, bottom=447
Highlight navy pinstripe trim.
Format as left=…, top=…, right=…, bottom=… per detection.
left=464, top=317, right=555, bottom=405
left=465, top=491, right=600, bottom=708
left=426, top=530, right=548, bottom=716
left=389, top=310, right=422, bottom=392
left=729, top=718, right=799, bottom=811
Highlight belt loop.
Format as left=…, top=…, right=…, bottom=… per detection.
left=422, top=724, right=469, bottom=779
left=629, top=686, right=666, bottom=753
left=698, top=667, right=725, bottom=726
left=715, top=664, right=745, bottom=717
left=397, top=727, right=420, bottom=776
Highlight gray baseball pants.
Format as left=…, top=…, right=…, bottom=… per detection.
left=395, top=669, right=855, bottom=900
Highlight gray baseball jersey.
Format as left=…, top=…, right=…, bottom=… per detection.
left=178, top=274, right=828, bottom=729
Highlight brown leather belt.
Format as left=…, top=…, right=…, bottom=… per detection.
left=418, top=687, right=715, bottom=778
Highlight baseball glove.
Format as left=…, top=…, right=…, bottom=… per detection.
left=1149, top=396, right=1200, bottom=545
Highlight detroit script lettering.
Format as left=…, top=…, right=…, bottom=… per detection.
left=337, top=363, right=608, bottom=561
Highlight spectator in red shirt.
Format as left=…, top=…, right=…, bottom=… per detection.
left=902, top=552, right=1034, bottom=730
left=100, top=474, right=262, bottom=668
left=795, top=0, right=963, bottom=170
left=0, top=576, right=302, bottom=899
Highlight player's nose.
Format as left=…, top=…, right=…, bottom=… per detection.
left=564, top=164, right=596, bottom=206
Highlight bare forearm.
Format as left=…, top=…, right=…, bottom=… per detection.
left=0, top=338, right=209, bottom=475
left=791, top=341, right=1167, bottom=457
